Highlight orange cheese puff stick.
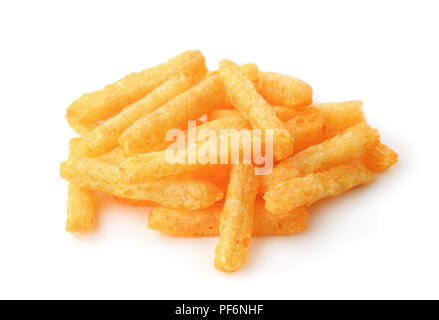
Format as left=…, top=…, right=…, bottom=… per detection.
left=214, top=164, right=259, bottom=272
left=312, top=101, right=365, bottom=138
left=67, top=139, right=97, bottom=233
left=362, top=142, right=398, bottom=172
left=76, top=75, right=199, bottom=157
left=120, top=143, right=209, bottom=183
left=285, top=108, right=325, bottom=153
left=208, top=109, right=241, bottom=121
left=153, top=116, right=250, bottom=151
left=263, top=123, right=379, bottom=191
left=256, top=71, right=313, bottom=108
left=264, top=162, right=375, bottom=214
left=113, top=196, right=157, bottom=207
left=66, top=50, right=207, bottom=124
left=61, top=157, right=130, bottom=186
left=66, top=184, right=96, bottom=233
left=148, top=201, right=308, bottom=237
left=219, top=59, right=294, bottom=161
left=120, top=128, right=255, bottom=183
left=60, top=157, right=223, bottom=210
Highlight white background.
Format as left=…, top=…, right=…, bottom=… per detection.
left=0, top=0, right=438, bottom=300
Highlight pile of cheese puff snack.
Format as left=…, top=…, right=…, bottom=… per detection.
left=61, top=51, right=397, bottom=272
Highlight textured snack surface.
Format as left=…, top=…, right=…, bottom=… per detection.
left=119, top=73, right=228, bottom=156
left=257, top=71, right=313, bottom=108
left=60, top=157, right=223, bottom=209
left=66, top=50, right=207, bottom=124
left=264, top=162, right=375, bottom=214
left=60, top=50, right=399, bottom=273
left=219, top=59, right=294, bottom=161
left=148, top=201, right=308, bottom=237
left=362, top=142, right=398, bottom=172
left=264, top=123, right=379, bottom=190
left=214, top=164, right=259, bottom=272
left=66, top=184, right=96, bottom=233
left=76, top=75, right=199, bottom=156
left=285, top=107, right=325, bottom=153
left=313, top=101, right=365, bottom=138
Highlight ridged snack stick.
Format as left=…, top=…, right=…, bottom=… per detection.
left=264, top=162, right=375, bottom=214
left=66, top=184, right=96, bottom=233
left=148, top=201, right=308, bottom=237
left=219, top=59, right=294, bottom=161
left=66, top=50, right=207, bottom=125
left=60, top=157, right=223, bottom=210
left=256, top=71, right=313, bottom=108
left=214, top=164, right=259, bottom=272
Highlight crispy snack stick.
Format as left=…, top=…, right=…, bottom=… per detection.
left=264, top=162, right=375, bottom=214
left=60, top=157, right=224, bottom=210
left=153, top=116, right=250, bottom=151
left=148, top=201, right=308, bottom=237
left=285, top=107, right=325, bottom=153
left=263, top=123, right=379, bottom=190
left=121, top=146, right=205, bottom=182
left=256, top=71, right=313, bottom=108
left=66, top=50, right=207, bottom=125
left=66, top=184, right=96, bottom=233
left=264, top=102, right=363, bottom=148
left=219, top=60, right=294, bottom=161
left=67, top=139, right=97, bottom=233
left=120, top=65, right=259, bottom=156
left=61, top=156, right=123, bottom=185
left=76, top=75, right=199, bottom=156
left=214, top=164, right=259, bottom=272
left=312, top=101, right=365, bottom=138
left=361, top=142, right=398, bottom=172
left=123, top=164, right=228, bottom=208
left=120, top=128, right=256, bottom=183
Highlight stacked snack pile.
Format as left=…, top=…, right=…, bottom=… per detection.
left=60, top=51, right=398, bottom=272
